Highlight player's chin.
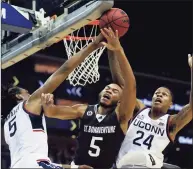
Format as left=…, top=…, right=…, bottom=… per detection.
left=99, top=100, right=111, bottom=107
left=152, top=103, right=163, bottom=109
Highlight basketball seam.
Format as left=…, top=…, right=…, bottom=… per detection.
left=112, top=16, right=130, bottom=29
left=100, top=16, right=129, bottom=29
left=112, top=8, right=120, bottom=22
left=106, top=12, right=114, bottom=32
left=100, top=18, right=107, bottom=25
left=109, top=8, right=119, bottom=32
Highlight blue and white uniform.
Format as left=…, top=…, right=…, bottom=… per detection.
left=4, top=101, right=62, bottom=168
left=116, top=107, right=172, bottom=168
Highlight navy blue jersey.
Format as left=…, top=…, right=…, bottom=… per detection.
left=74, top=105, right=125, bottom=168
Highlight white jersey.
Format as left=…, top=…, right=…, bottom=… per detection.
left=4, top=101, right=50, bottom=168
left=116, top=107, right=171, bottom=168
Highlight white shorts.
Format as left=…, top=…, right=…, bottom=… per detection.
left=116, top=151, right=163, bottom=168
left=12, top=159, right=43, bottom=168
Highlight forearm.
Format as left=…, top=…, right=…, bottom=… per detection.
left=109, top=49, right=142, bottom=113
left=29, top=42, right=98, bottom=103
left=115, top=47, right=136, bottom=122
left=169, top=67, right=192, bottom=137
left=43, top=104, right=84, bottom=120
left=43, top=42, right=98, bottom=93
left=114, top=48, right=136, bottom=87
left=43, top=105, right=57, bottom=118
left=135, top=99, right=145, bottom=111
left=108, top=50, right=125, bottom=87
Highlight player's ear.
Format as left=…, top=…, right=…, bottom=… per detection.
left=169, top=101, right=173, bottom=108
left=16, top=94, right=24, bottom=100
left=99, top=91, right=102, bottom=98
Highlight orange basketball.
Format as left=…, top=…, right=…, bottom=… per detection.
left=99, top=8, right=130, bottom=37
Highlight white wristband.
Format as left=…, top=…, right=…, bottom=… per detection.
left=71, top=164, right=79, bottom=168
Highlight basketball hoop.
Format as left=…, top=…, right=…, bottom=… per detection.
left=63, top=20, right=106, bottom=86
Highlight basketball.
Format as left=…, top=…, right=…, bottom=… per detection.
left=99, top=8, right=130, bottom=37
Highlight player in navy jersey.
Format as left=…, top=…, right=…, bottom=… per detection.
left=2, top=34, right=105, bottom=168
left=108, top=52, right=192, bottom=168
left=41, top=27, right=137, bottom=168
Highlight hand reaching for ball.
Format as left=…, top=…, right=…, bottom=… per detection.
left=100, top=27, right=122, bottom=51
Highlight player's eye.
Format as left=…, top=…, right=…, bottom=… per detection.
left=106, top=86, right=110, bottom=90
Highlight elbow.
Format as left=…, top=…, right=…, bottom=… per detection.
left=119, top=113, right=132, bottom=123
left=44, top=111, right=53, bottom=118
left=43, top=108, right=55, bottom=118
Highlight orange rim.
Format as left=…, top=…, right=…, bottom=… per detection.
left=64, top=36, right=96, bottom=41
left=87, top=20, right=99, bottom=25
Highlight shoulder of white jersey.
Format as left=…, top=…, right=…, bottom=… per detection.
left=129, top=107, right=150, bottom=126
left=4, top=101, right=24, bottom=123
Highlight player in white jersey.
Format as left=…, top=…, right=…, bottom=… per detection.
left=3, top=34, right=105, bottom=168
left=108, top=53, right=192, bottom=168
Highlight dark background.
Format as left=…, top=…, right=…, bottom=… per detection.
left=1, top=0, right=193, bottom=168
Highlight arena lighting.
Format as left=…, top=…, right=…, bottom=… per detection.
left=178, top=136, right=193, bottom=145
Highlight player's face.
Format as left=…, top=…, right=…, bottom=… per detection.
left=18, top=88, right=30, bottom=101
left=99, top=84, right=122, bottom=108
left=152, top=87, right=173, bottom=113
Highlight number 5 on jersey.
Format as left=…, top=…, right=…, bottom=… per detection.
left=9, top=116, right=17, bottom=137
left=88, top=137, right=103, bottom=157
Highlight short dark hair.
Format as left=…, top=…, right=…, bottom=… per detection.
left=2, top=85, right=22, bottom=118
left=161, top=86, right=174, bottom=102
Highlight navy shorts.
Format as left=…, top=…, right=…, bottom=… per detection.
left=38, top=161, right=63, bottom=169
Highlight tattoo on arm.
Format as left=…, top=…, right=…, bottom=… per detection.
left=169, top=104, right=192, bottom=135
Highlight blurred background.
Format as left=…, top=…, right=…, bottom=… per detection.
left=1, top=0, right=193, bottom=168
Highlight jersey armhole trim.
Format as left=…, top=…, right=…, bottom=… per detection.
left=128, top=107, right=148, bottom=127
left=23, top=101, right=42, bottom=117
left=166, top=115, right=174, bottom=143
left=82, top=105, right=95, bottom=119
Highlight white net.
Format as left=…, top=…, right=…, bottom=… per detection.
left=63, top=20, right=106, bottom=86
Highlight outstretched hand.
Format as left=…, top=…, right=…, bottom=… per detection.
left=41, top=93, right=54, bottom=107
left=100, top=27, right=122, bottom=51
left=188, top=54, right=192, bottom=69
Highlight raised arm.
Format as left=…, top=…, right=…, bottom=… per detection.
left=169, top=54, right=192, bottom=140
left=108, top=50, right=125, bottom=88
left=101, top=28, right=136, bottom=125
left=108, top=43, right=145, bottom=113
left=135, top=99, right=146, bottom=112
left=25, top=35, right=103, bottom=115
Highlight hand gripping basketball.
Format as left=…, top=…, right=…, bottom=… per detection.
left=100, top=27, right=122, bottom=51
